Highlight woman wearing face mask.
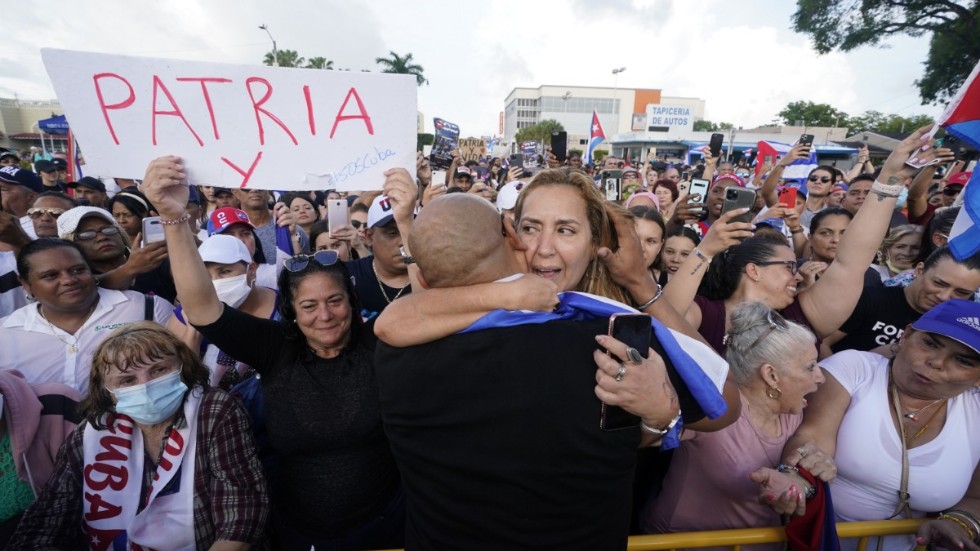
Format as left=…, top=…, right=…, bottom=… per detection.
left=166, top=234, right=279, bottom=389
left=9, top=322, right=269, bottom=549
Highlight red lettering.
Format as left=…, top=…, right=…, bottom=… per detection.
left=245, top=77, right=298, bottom=146
left=151, top=76, right=204, bottom=147
left=329, top=87, right=375, bottom=139
left=94, top=435, right=132, bottom=463
left=303, top=85, right=316, bottom=136
left=166, top=428, right=185, bottom=453
left=176, top=77, right=232, bottom=140
left=221, top=151, right=264, bottom=188
left=107, top=418, right=134, bottom=435
left=93, top=73, right=135, bottom=145
left=84, top=492, right=123, bottom=522
left=84, top=463, right=128, bottom=491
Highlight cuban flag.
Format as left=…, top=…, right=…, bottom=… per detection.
left=585, top=110, right=606, bottom=166
left=938, top=58, right=980, bottom=261
left=274, top=190, right=297, bottom=264
left=755, top=140, right=818, bottom=180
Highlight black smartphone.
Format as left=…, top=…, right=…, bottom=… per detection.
left=720, top=187, right=757, bottom=226
left=680, top=170, right=690, bottom=181
left=509, top=153, right=529, bottom=177
left=799, top=134, right=815, bottom=148
left=943, top=135, right=962, bottom=159
left=709, top=133, right=724, bottom=158
left=600, top=313, right=652, bottom=431
left=551, top=131, right=568, bottom=163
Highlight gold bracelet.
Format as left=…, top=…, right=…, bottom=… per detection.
left=159, top=212, right=191, bottom=225
left=939, top=513, right=976, bottom=541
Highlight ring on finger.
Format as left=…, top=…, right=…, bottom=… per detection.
left=625, top=347, right=644, bottom=365
left=615, top=363, right=627, bottom=382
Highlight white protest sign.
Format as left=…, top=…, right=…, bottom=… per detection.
left=41, top=49, right=417, bottom=191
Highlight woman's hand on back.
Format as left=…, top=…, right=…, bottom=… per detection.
left=141, top=156, right=189, bottom=219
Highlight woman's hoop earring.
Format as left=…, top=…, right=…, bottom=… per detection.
left=766, top=386, right=782, bottom=400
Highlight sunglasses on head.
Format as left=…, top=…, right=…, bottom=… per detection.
left=808, top=176, right=832, bottom=183
left=76, top=226, right=120, bottom=241
left=26, top=207, right=66, bottom=219
left=283, top=250, right=340, bottom=272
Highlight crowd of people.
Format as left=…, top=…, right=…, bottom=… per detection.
left=0, top=122, right=978, bottom=551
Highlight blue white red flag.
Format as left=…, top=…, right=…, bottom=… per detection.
left=754, top=141, right=817, bottom=180
left=585, top=110, right=606, bottom=166
left=938, top=59, right=980, bottom=261
left=274, top=190, right=296, bottom=265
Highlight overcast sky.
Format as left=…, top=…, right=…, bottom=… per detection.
left=3, top=0, right=941, bottom=137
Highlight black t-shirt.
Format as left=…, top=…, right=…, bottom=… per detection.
left=346, top=256, right=412, bottom=320
left=375, top=317, right=702, bottom=551
left=832, top=284, right=918, bottom=353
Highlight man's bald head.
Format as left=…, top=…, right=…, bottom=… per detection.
left=409, top=194, right=514, bottom=288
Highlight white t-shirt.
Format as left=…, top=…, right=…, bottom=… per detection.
left=823, top=350, right=980, bottom=551
left=0, top=251, right=28, bottom=319
left=0, top=288, right=173, bottom=394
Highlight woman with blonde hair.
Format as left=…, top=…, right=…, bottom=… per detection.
left=872, top=224, right=923, bottom=281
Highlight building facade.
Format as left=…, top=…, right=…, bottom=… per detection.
left=0, top=98, right=66, bottom=152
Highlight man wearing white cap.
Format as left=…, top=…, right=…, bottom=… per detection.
left=495, top=180, right=525, bottom=223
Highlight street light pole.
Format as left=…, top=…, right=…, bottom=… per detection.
left=259, top=24, right=279, bottom=67
left=611, top=67, right=626, bottom=155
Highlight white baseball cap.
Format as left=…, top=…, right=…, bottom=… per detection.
left=199, top=234, right=253, bottom=265
left=57, top=206, right=117, bottom=239
left=496, top=181, right=526, bottom=211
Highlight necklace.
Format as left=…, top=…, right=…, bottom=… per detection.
left=901, top=398, right=945, bottom=421
left=38, top=303, right=96, bottom=354
left=890, top=378, right=947, bottom=444
left=371, top=260, right=409, bottom=304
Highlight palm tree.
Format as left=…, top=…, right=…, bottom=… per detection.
left=374, top=51, right=428, bottom=86
left=262, top=49, right=305, bottom=68
left=306, top=57, right=334, bottom=70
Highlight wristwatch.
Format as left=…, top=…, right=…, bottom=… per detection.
left=640, top=410, right=682, bottom=436
left=399, top=245, right=416, bottom=265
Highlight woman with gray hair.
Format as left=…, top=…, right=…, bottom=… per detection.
left=641, top=302, right=826, bottom=544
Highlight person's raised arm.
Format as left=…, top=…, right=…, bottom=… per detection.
left=660, top=208, right=755, bottom=326
left=906, top=164, right=938, bottom=221
left=799, top=125, right=955, bottom=339
left=760, top=144, right=810, bottom=207
left=383, top=168, right=421, bottom=292
left=843, top=144, right=870, bottom=184
left=141, top=155, right=223, bottom=326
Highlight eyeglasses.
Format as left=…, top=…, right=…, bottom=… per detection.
left=623, top=173, right=639, bottom=180
left=808, top=176, right=832, bottom=183
left=754, top=259, right=799, bottom=275
left=75, top=226, right=120, bottom=241
left=748, top=310, right=790, bottom=350
left=283, top=250, right=340, bottom=272
left=26, top=207, right=66, bottom=219
left=351, top=219, right=363, bottom=229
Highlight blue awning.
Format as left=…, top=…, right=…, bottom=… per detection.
left=38, top=114, right=69, bottom=135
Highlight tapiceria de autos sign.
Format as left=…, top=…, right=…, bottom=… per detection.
left=42, top=49, right=417, bottom=191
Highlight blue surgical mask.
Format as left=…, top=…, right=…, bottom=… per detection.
left=896, top=187, right=909, bottom=209
left=110, top=369, right=188, bottom=424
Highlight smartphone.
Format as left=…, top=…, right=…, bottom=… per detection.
left=551, top=131, right=568, bottom=163
left=764, top=155, right=774, bottom=165
left=906, top=124, right=941, bottom=169
left=141, top=216, right=165, bottom=246
left=778, top=186, right=798, bottom=209
left=677, top=180, right=690, bottom=196
left=602, top=169, right=623, bottom=202
left=798, top=134, right=815, bottom=148
left=709, top=133, right=724, bottom=158
left=327, top=199, right=348, bottom=233
left=721, top=187, right=757, bottom=225
left=600, top=313, right=652, bottom=431
left=943, top=135, right=962, bottom=159
left=680, top=170, right=690, bottom=181
left=687, top=178, right=710, bottom=208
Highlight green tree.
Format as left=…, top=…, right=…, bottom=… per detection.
left=262, top=49, right=305, bottom=68
left=417, top=133, right=434, bottom=151
left=792, top=0, right=980, bottom=104
left=777, top=101, right=849, bottom=127
left=515, top=119, right=565, bottom=145
left=694, top=120, right=718, bottom=131
left=375, top=51, right=428, bottom=86
left=305, top=57, right=334, bottom=70
left=847, top=110, right=934, bottom=134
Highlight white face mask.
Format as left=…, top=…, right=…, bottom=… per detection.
left=212, top=273, right=252, bottom=308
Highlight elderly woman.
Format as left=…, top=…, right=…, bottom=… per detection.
left=642, top=302, right=823, bottom=545
left=871, top=224, right=923, bottom=281
left=755, top=299, right=980, bottom=551
left=142, top=156, right=404, bottom=551
left=1, top=239, right=172, bottom=394
left=9, top=322, right=269, bottom=549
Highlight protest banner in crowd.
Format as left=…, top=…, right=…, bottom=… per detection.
left=430, top=117, right=459, bottom=170
left=41, top=49, right=417, bottom=191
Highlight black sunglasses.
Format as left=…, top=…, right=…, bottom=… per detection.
left=755, top=259, right=799, bottom=275
left=942, top=186, right=962, bottom=196
left=808, top=176, right=832, bottom=183
left=351, top=219, right=363, bottom=229
left=283, top=250, right=340, bottom=272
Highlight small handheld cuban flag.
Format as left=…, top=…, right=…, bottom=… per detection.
left=937, top=58, right=980, bottom=261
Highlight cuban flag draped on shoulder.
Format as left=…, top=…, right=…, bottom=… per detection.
left=586, top=110, right=606, bottom=166
left=755, top=141, right=817, bottom=179
left=938, top=58, right=980, bottom=261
